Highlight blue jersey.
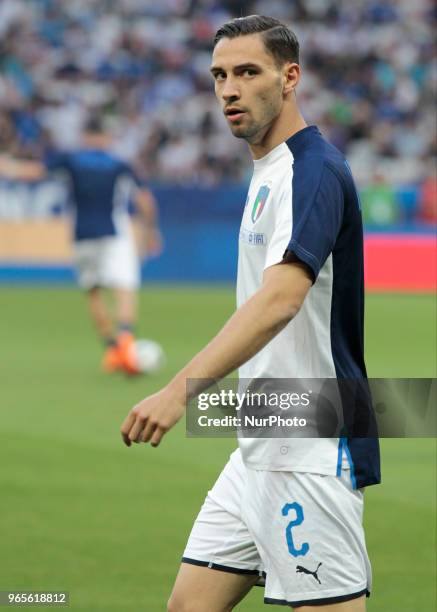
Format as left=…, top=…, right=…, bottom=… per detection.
left=46, top=149, right=140, bottom=241
left=237, top=126, right=380, bottom=489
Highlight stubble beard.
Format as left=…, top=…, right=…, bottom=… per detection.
left=230, top=86, right=283, bottom=145
left=230, top=118, right=260, bottom=142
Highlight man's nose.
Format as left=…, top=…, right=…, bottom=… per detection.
left=222, top=77, right=240, bottom=101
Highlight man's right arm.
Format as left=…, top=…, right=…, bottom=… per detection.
left=120, top=260, right=313, bottom=448
left=0, top=156, right=48, bottom=182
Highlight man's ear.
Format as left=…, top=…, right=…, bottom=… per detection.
left=283, top=62, right=300, bottom=95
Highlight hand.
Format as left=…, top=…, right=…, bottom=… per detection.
left=145, top=228, right=163, bottom=258
left=120, top=386, right=185, bottom=448
left=0, top=155, right=13, bottom=177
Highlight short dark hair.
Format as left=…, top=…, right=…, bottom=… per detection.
left=84, top=113, right=104, bottom=134
left=213, top=15, right=299, bottom=66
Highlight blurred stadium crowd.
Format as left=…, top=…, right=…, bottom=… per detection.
left=0, top=0, right=436, bottom=223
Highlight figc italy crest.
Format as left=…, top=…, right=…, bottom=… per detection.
left=251, top=185, right=271, bottom=223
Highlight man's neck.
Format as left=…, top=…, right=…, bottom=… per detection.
left=83, top=134, right=112, bottom=150
left=249, top=106, right=307, bottom=160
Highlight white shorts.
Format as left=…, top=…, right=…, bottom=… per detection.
left=182, top=449, right=371, bottom=608
left=73, top=230, right=140, bottom=291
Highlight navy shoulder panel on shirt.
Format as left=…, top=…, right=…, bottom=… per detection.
left=285, top=126, right=351, bottom=281
left=287, top=127, right=380, bottom=489
left=286, top=125, right=355, bottom=195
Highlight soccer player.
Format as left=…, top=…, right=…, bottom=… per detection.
left=0, top=116, right=162, bottom=374
left=120, top=15, right=380, bottom=610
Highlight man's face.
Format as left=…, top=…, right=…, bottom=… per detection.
left=211, top=34, right=285, bottom=143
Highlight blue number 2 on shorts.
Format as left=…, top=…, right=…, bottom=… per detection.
left=282, top=502, right=309, bottom=557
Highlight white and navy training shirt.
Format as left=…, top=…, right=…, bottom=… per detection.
left=237, top=125, right=380, bottom=489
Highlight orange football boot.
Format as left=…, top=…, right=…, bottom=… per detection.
left=117, top=332, right=140, bottom=375
left=102, top=344, right=123, bottom=373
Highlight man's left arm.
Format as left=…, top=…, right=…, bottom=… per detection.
left=133, top=186, right=163, bottom=257
left=120, top=259, right=312, bottom=447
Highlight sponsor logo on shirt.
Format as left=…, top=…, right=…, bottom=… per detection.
left=239, top=227, right=266, bottom=246
left=251, top=184, right=271, bottom=223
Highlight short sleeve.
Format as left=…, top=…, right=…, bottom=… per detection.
left=118, top=160, right=142, bottom=187
left=287, top=163, right=344, bottom=282
left=44, top=151, right=70, bottom=172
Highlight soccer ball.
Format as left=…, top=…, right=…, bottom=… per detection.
left=133, top=339, right=165, bottom=374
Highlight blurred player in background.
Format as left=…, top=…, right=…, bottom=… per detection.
left=0, top=116, right=162, bottom=374
left=121, top=15, right=380, bottom=611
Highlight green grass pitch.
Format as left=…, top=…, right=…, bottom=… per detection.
left=1, top=287, right=435, bottom=611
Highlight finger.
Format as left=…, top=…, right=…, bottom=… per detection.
left=150, top=427, right=166, bottom=448
left=120, top=412, right=137, bottom=446
left=141, top=420, right=157, bottom=443
left=128, top=417, right=146, bottom=443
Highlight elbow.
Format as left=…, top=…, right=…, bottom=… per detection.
left=267, top=291, right=303, bottom=328
left=281, top=300, right=302, bottom=325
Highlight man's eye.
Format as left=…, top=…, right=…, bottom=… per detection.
left=243, top=69, right=257, bottom=77
left=215, top=73, right=225, bottom=81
